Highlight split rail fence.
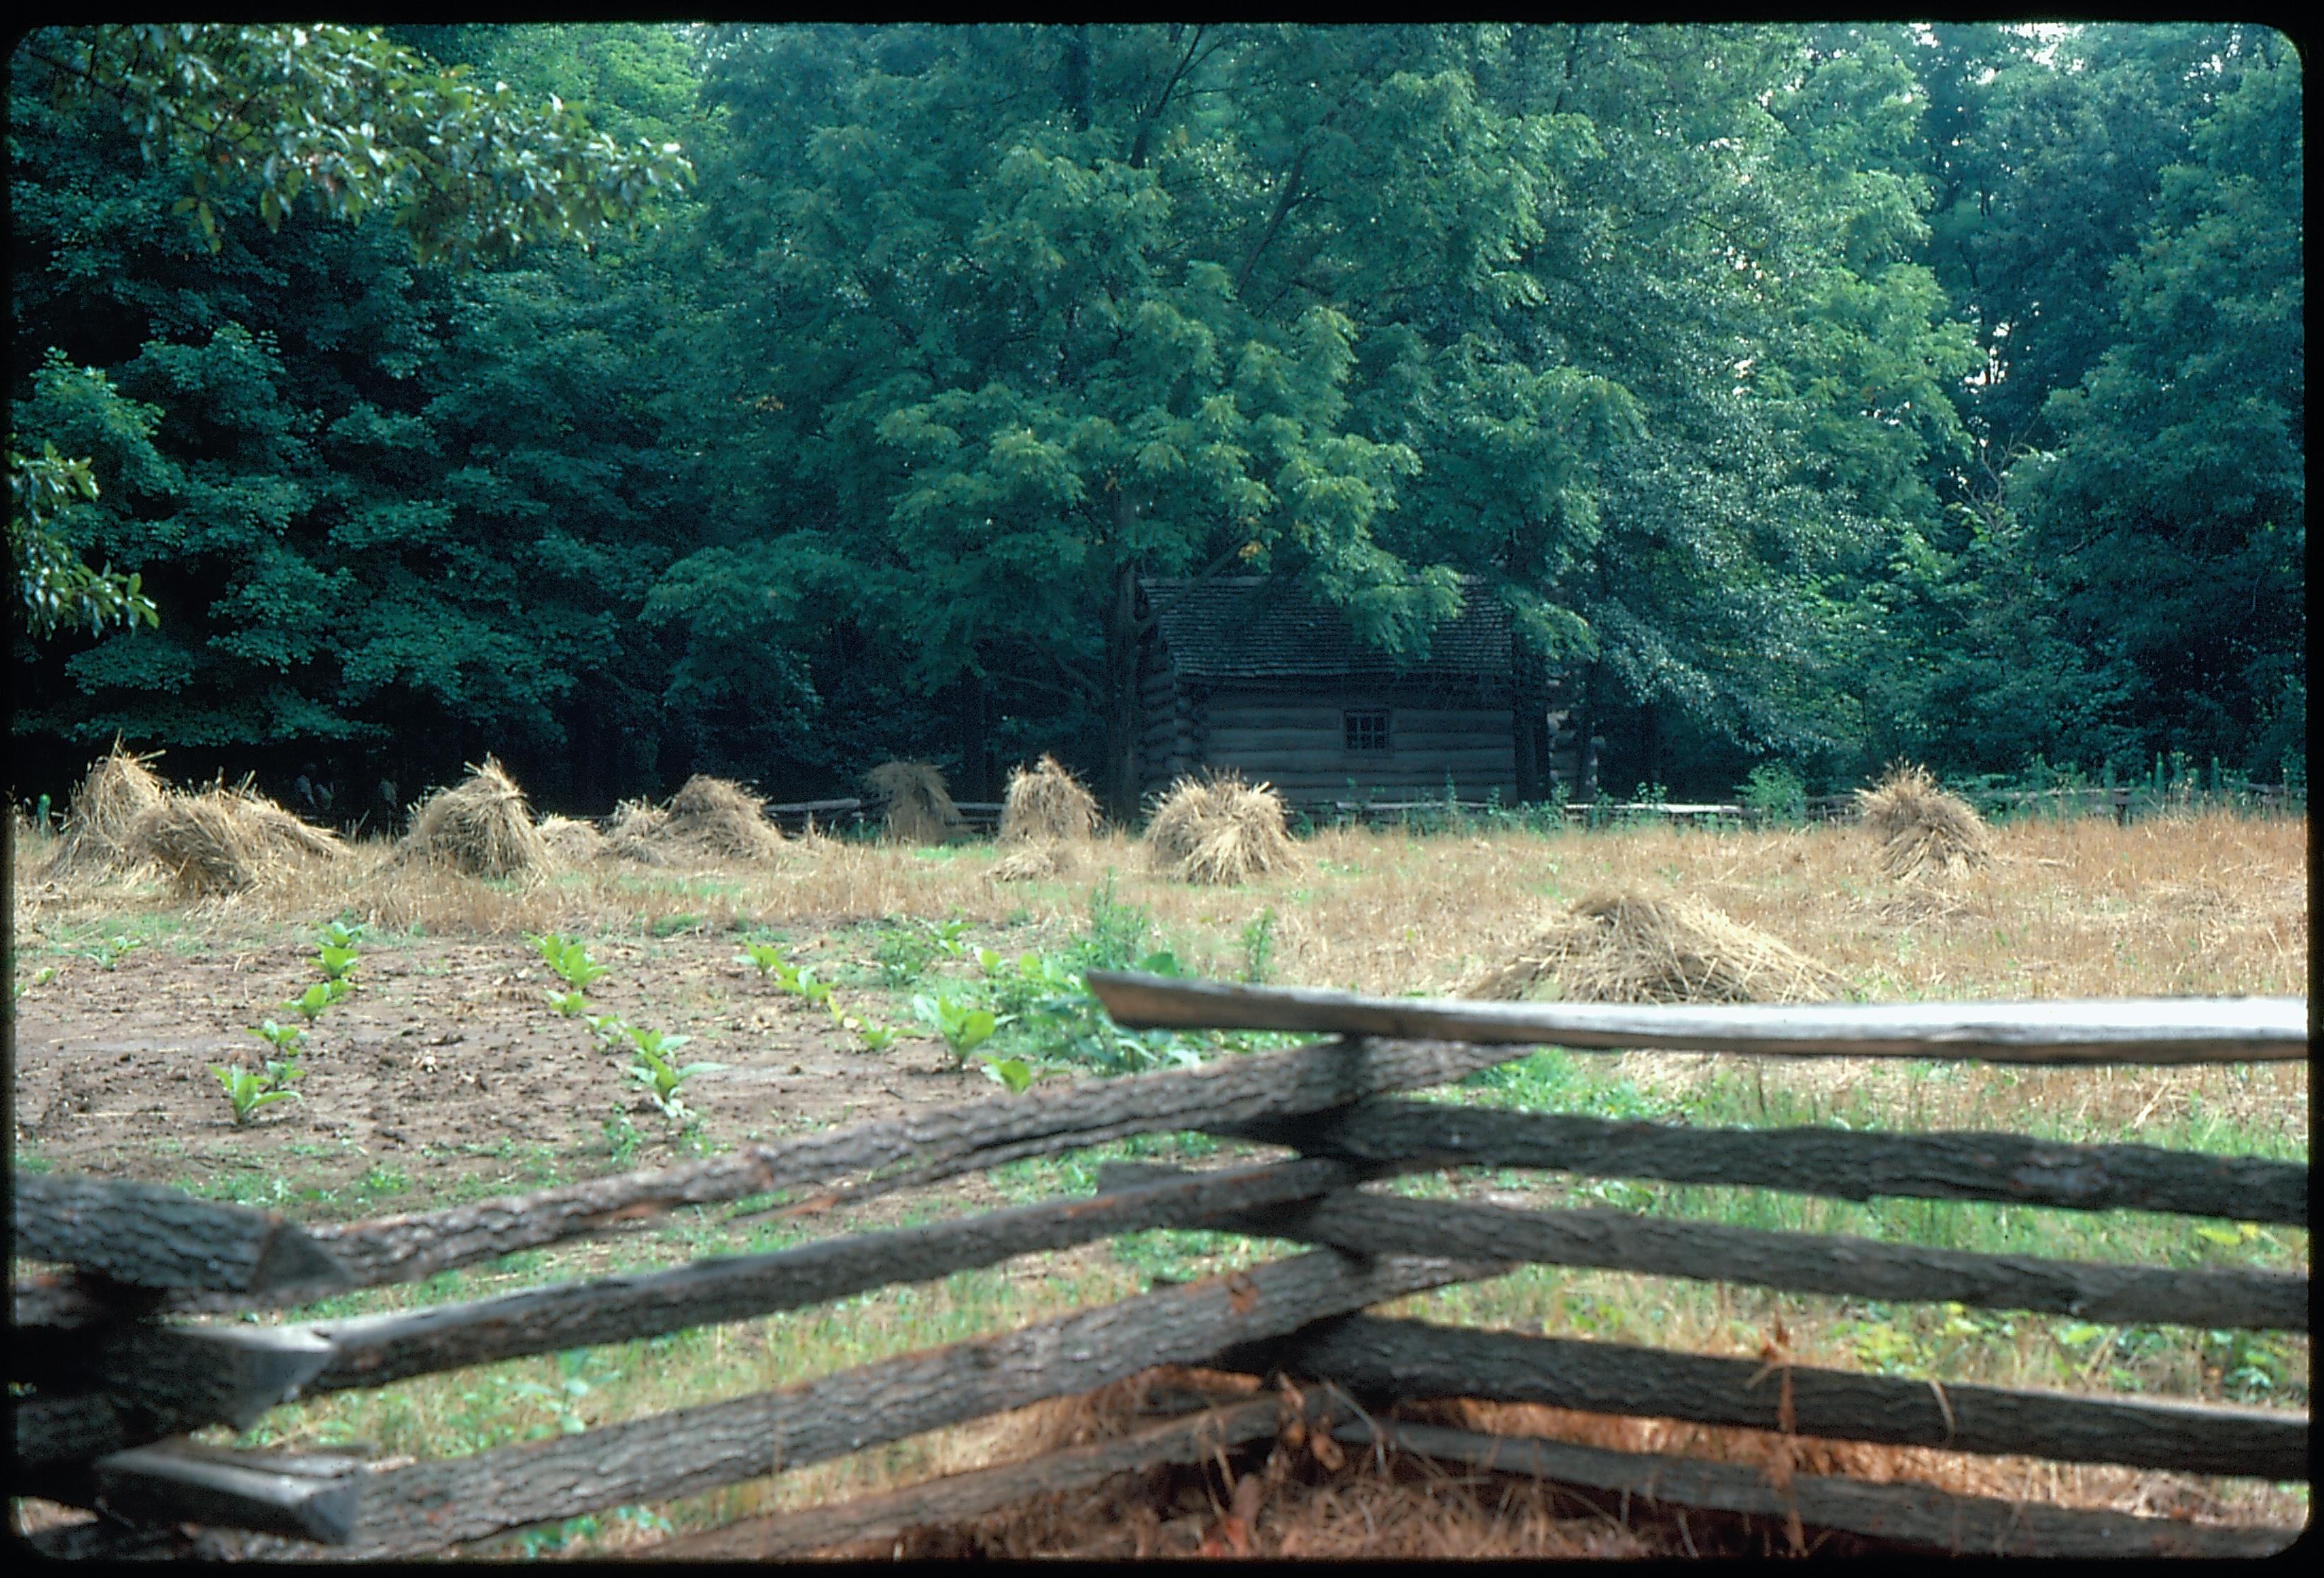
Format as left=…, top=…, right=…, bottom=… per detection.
left=12, top=979, right=2309, bottom=1559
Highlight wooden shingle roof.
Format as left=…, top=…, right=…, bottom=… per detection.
left=1140, top=575, right=1511, bottom=682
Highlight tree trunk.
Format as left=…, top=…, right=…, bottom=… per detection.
left=1575, top=662, right=1601, bottom=802
left=957, top=671, right=991, bottom=801
left=1512, top=646, right=1544, bottom=804
left=1102, top=556, right=1142, bottom=824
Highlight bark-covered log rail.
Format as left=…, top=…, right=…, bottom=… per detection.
left=1341, top=1418, right=2299, bottom=1558
left=213, top=1251, right=1493, bottom=1561
left=1221, top=1314, right=2308, bottom=1480
left=1091, top=973, right=2310, bottom=1064
left=1100, top=1165, right=2307, bottom=1331
left=1224, top=1099, right=2311, bottom=1225
left=222, top=1030, right=1508, bottom=1309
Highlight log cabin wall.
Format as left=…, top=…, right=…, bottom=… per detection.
left=1137, top=575, right=1577, bottom=810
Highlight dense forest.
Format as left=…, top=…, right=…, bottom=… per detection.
left=9, top=23, right=2305, bottom=819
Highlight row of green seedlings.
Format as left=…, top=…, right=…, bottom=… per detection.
left=12, top=929, right=144, bottom=1002
left=744, top=926, right=1050, bottom=1093
left=213, top=922, right=362, bottom=1123
left=868, top=891, right=1286, bottom=1089
left=530, top=933, right=724, bottom=1127
left=736, top=940, right=901, bottom=1053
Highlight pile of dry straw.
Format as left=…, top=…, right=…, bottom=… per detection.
left=1467, top=890, right=1844, bottom=1004
left=1857, top=762, right=1993, bottom=882
left=867, top=760, right=963, bottom=844
left=990, top=754, right=1099, bottom=883
left=397, top=757, right=551, bottom=879
left=582, top=776, right=789, bottom=868
left=1144, top=771, right=1300, bottom=886
left=45, top=741, right=347, bottom=897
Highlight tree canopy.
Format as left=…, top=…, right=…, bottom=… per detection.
left=10, top=22, right=2304, bottom=812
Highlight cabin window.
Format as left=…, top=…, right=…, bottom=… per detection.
left=1344, top=709, right=1391, bottom=753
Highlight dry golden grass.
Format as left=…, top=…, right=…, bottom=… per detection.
left=127, top=781, right=346, bottom=897
left=990, top=840, right=1080, bottom=884
left=536, top=814, right=610, bottom=865
left=664, top=775, right=787, bottom=863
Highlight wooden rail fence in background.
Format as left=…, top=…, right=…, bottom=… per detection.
left=12, top=983, right=2308, bottom=1559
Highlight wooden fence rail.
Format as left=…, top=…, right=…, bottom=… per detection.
left=13, top=977, right=2307, bottom=1560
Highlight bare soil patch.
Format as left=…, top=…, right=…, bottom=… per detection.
left=9, top=922, right=1000, bottom=1211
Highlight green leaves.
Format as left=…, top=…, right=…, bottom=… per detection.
left=621, top=1022, right=722, bottom=1121
left=11, top=443, right=160, bottom=641
left=282, top=978, right=351, bottom=1023
left=25, top=24, right=695, bottom=268
left=213, top=1061, right=302, bottom=1123
left=528, top=933, right=609, bottom=991
left=911, top=993, right=999, bottom=1065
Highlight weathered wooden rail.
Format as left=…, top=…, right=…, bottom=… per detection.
left=12, top=983, right=2307, bottom=1558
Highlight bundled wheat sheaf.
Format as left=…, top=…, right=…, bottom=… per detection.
left=867, top=760, right=962, bottom=843
left=662, top=774, right=787, bottom=862
left=1144, top=771, right=1300, bottom=886
left=1857, top=762, right=1993, bottom=882
left=1467, top=889, right=1845, bottom=1005
left=990, top=754, right=1098, bottom=882
left=128, top=778, right=347, bottom=897
left=535, top=814, right=610, bottom=864
left=45, top=738, right=168, bottom=881
left=397, top=757, right=551, bottom=879
left=604, top=797, right=672, bottom=865
left=998, top=754, right=1099, bottom=843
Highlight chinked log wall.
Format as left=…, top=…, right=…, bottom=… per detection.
left=1139, top=684, right=1522, bottom=805
left=12, top=983, right=2308, bottom=1560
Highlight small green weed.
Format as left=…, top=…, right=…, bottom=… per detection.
left=623, top=1025, right=724, bottom=1121
left=281, top=978, right=351, bottom=1024
left=1240, top=908, right=1278, bottom=983
left=527, top=932, right=609, bottom=990
left=87, top=934, right=143, bottom=971
left=912, top=992, right=1000, bottom=1065
left=213, top=1059, right=303, bottom=1124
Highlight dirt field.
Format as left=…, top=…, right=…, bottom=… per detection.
left=9, top=920, right=1009, bottom=1208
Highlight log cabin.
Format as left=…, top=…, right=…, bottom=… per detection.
left=1136, top=575, right=1578, bottom=812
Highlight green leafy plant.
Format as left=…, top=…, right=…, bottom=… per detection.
left=545, top=988, right=590, bottom=1017
left=602, top=1105, right=642, bottom=1167
left=248, top=1019, right=310, bottom=1058
left=736, top=941, right=786, bottom=978
left=282, top=978, right=351, bottom=1024
left=978, top=1055, right=1035, bottom=1094
left=1739, top=762, right=1808, bottom=824
left=87, top=934, right=142, bottom=971
left=584, top=1010, right=630, bottom=1051
left=623, top=1024, right=724, bottom=1121
left=912, top=993, right=1000, bottom=1065
left=211, top=1059, right=302, bottom=1124
left=1240, top=908, right=1278, bottom=984
left=856, top=1022, right=899, bottom=1053
left=527, top=933, right=609, bottom=992
left=315, top=942, right=360, bottom=983
left=13, top=964, right=55, bottom=1000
